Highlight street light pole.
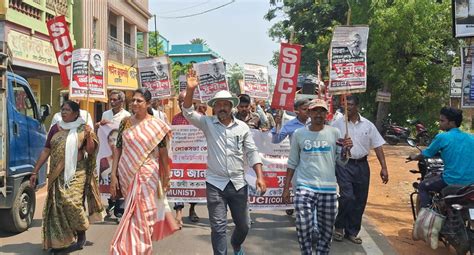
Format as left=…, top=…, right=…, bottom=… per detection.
left=154, top=14, right=158, bottom=55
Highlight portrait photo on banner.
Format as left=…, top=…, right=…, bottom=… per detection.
left=138, top=56, right=172, bottom=99
left=96, top=122, right=120, bottom=197
left=193, top=59, right=229, bottom=102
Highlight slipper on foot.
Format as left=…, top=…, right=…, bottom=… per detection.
left=333, top=231, right=344, bottom=242
left=346, top=235, right=362, bottom=244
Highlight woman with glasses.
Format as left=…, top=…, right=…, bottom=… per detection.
left=109, top=88, right=178, bottom=255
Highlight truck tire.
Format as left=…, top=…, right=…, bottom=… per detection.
left=0, top=181, right=36, bottom=233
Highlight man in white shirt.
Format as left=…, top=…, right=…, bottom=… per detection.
left=97, top=90, right=130, bottom=220
left=331, top=95, right=388, bottom=244
left=97, top=90, right=131, bottom=127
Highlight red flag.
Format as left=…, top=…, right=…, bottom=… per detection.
left=271, top=43, right=302, bottom=111
left=46, top=15, right=73, bottom=88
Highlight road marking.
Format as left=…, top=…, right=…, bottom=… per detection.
left=359, top=226, right=384, bottom=255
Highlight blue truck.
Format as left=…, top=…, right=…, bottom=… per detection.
left=0, top=56, right=50, bottom=233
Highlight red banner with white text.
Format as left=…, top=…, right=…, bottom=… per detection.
left=46, top=15, right=73, bottom=88
left=271, top=43, right=302, bottom=111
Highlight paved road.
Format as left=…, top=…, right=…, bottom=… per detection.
left=0, top=188, right=397, bottom=255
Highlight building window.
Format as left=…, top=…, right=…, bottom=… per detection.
left=124, top=31, right=131, bottom=46
left=109, top=24, right=117, bottom=39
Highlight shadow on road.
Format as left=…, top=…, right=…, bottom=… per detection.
left=0, top=242, right=49, bottom=254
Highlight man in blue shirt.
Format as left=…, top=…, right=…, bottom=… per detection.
left=271, top=98, right=310, bottom=144
left=410, top=107, right=474, bottom=207
left=271, top=98, right=310, bottom=216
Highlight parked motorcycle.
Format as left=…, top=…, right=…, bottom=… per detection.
left=407, top=138, right=474, bottom=254
left=407, top=119, right=431, bottom=146
left=381, top=114, right=410, bottom=145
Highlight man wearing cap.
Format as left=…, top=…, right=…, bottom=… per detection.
left=331, top=95, right=388, bottom=244
left=282, top=99, right=352, bottom=255
left=182, top=71, right=267, bottom=255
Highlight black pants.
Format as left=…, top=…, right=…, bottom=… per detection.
left=334, top=158, right=370, bottom=237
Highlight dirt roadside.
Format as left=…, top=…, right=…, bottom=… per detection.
left=365, top=145, right=453, bottom=255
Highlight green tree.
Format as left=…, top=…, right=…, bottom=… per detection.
left=137, top=31, right=165, bottom=57
left=171, top=62, right=193, bottom=95
left=368, top=0, right=458, bottom=131
left=226, top=63, right=244, bottom=95
left=190, top=38, right=208, bottom=46
left=265, top=0, right=459, bottom=133
left=265, top=0, right=351, bottom=73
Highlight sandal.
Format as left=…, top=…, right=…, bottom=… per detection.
left=333, top=230, right=344, bottom=242
left=188, top=211, right=200, bottom=223
left=346, top=235, right=363, bottom=244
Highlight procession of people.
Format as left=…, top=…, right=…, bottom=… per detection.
left=22, top=5, right=472, bottom=254
left=27, top=66, right=395, bottom=255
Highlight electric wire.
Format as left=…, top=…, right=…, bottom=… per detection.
left=156, top=0, right=235, bottom=19
left=157, top=0, right=210, bottom=14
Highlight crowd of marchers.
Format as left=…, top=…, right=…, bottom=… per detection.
left=29, top=69, right=474, bottom=255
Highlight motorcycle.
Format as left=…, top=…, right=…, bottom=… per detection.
left=381, top=114, right=410, bottom=145
left=407, top=138, right=474, bottom=254
left=407, top=119, right=431, bottom=146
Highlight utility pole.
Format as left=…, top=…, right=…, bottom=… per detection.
left=154, top=14, right=158, bottom=55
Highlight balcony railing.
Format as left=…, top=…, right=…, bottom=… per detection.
left=123, top=43, right=135, bottom=66
left=107, top=36, right=123, bottom=62
left=137, top=49, right=147, bottom=59
left=9, top=0, right=41, bottom=20
left=108, top=36, right=145, bottom=65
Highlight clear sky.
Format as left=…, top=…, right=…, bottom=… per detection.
left=149, top=0, right=282, bottom=78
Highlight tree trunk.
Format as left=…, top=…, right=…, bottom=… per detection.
left=375, top=82, right=390, bottom=132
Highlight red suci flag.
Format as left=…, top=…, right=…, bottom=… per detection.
left=271, top=43, right=302, bottom=111
left=46, top=15, right=73, bottom=88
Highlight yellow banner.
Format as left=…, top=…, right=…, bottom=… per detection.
left=107, top=60, right=138, bottom=90
left=8, top=30, right=58, bottom=67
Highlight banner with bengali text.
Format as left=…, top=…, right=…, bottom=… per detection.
left=138, top=56, right=172, bottom=99
left=167, top=125, right=294, bottom=209
left=167, top=125, right=208, bottom=202
left=193, top=59, right=229, bottom=102
left=328, top=26, right=369, bottom=95
left=243, top=63, right=269, bottom=99
left=69, top=48, right=107, bottom=101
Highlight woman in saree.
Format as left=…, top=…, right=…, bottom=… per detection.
left=109, top=88, right=179, bottom=254
left=29, top=100, right=104, bottom=252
